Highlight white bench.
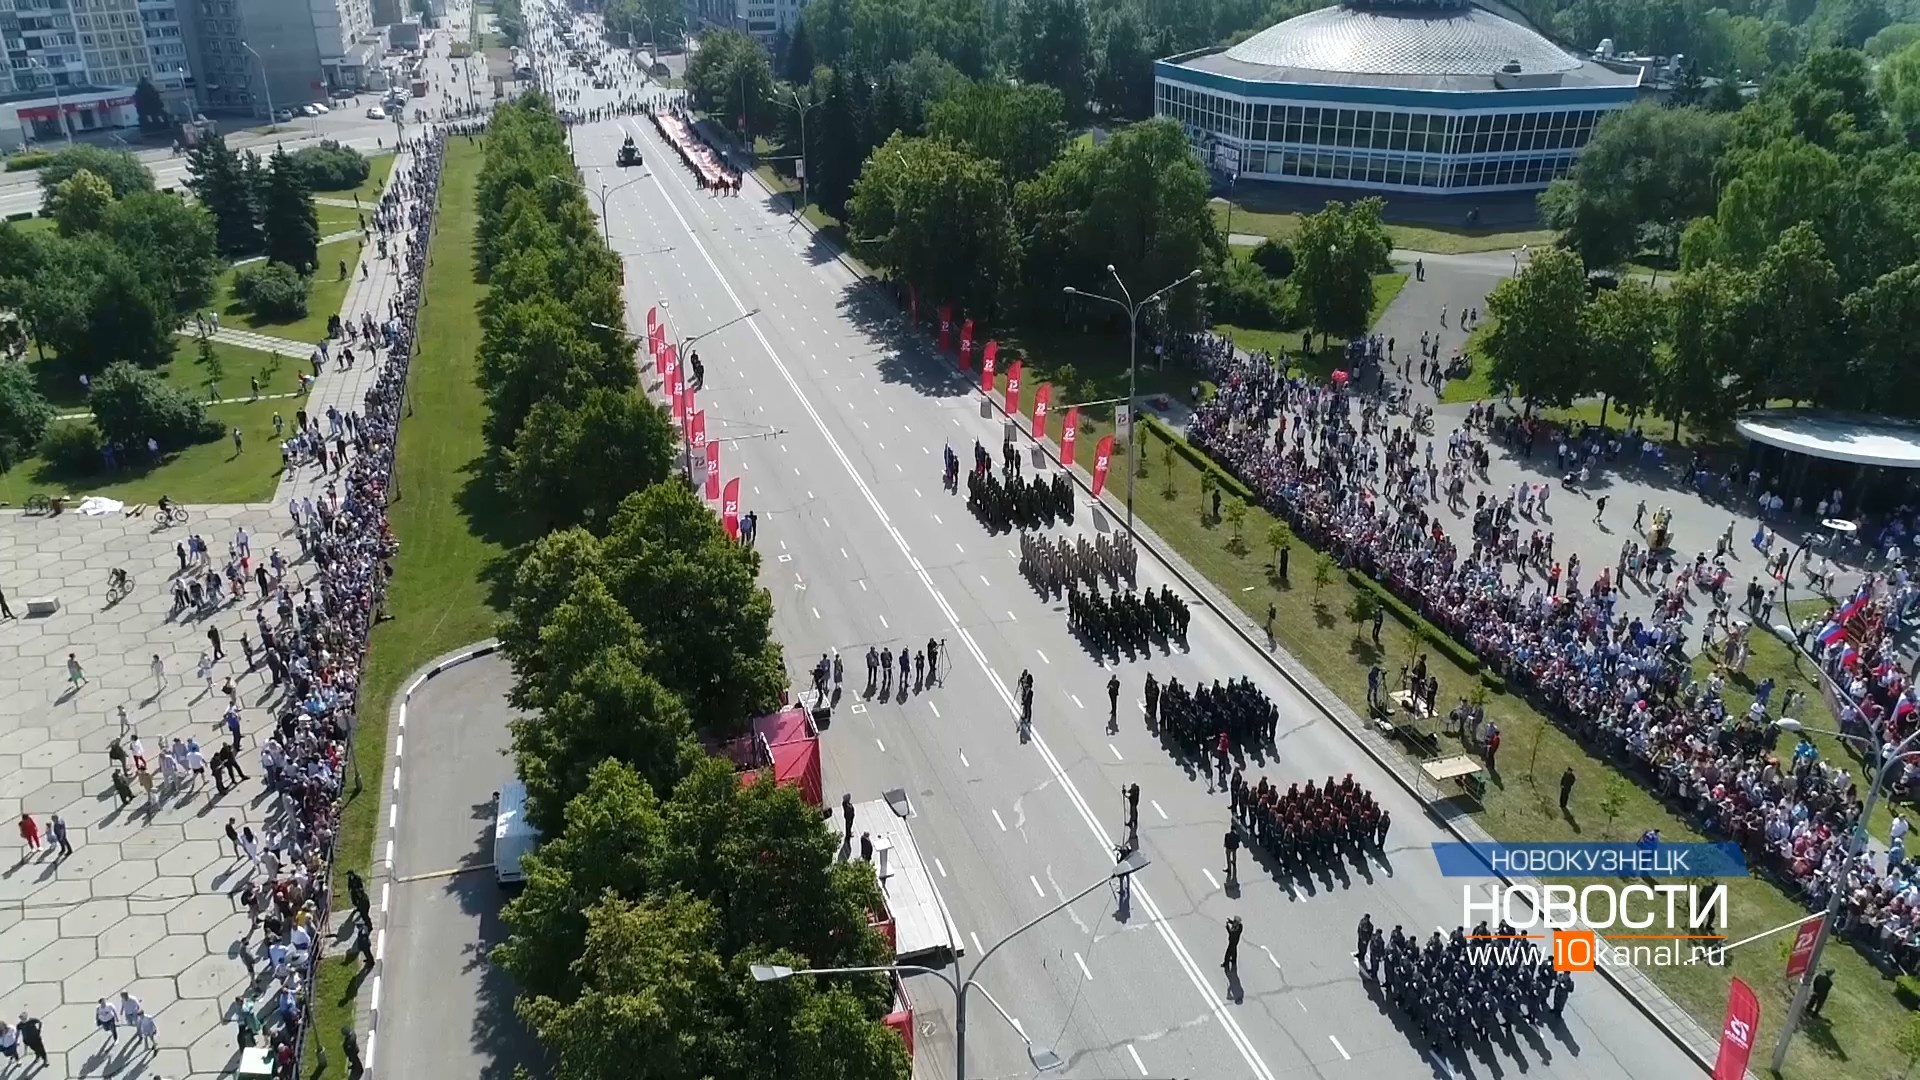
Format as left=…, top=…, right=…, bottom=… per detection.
left=23, top=597, right=58, bottom=617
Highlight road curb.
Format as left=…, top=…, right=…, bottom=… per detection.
left=362, top=637, right=501, bottom=1076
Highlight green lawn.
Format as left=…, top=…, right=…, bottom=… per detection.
left=28, top=337, right=300, bottom=412
left=1437, top=321, right=1497, bottom=403
left=0, top=394, right=290, bottom=505
left=330, top=152, right=397, bottom=208
left=1212, top=198, right=1556, bottom=255
left=306, top=136, right=529, bottom=1079
left=1212, top=271, right=1407, bottom=379
left=214, top=265, right=352, bottom=346
left=1124, top=423, right=1911, bottom=1080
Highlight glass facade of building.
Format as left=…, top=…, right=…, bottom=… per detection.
left=1155, top=79, right=1624, bottom=193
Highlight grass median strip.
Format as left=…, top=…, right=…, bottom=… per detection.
left=308, top=134, right=528, bottom=1079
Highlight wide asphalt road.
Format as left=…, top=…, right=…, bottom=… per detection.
left=511, top=10, right=1717, bottom=1076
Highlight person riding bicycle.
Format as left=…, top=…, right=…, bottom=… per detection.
left=109, top=567, right=129, bottom=593
left=158, top=495, right=175, bottom=520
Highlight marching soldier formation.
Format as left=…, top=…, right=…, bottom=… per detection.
left=1230, top=772, right=1385, bottom=872
left=1357, top=917, right=1574, bottom=1049
left=1068, top=584, right=1191, bottom=658
left=1149, top=675, right=1273, bottom=755
left=1019, top=529, right=1138, bottom=597
left=965, top=442, right=1074, bottom=532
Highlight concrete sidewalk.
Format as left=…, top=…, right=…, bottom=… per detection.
left=273, top=148, right=420, bottom=508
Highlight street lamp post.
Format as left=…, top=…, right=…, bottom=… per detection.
left=1062, top=266, right=1201, bottom=539
left=241, top=42, right=277, bottom=126
left=590, top=307, right=761, bottom=484
left=547, top=172, right=651, bottom=245
left=1769, top=717, right=1920, bottom=1070
left=24, top=58, right=73, bottom=145
left=751, top=852, right=1149, bottom=1080
left=767, top=88, right=819, bottom=217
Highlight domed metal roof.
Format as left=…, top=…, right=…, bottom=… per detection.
left=1223, top=4, right=1582, bottom=77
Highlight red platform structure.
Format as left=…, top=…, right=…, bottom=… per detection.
left=722, top=707, right=823, bottom=808
left=883, top=970, right=915, bottom=1056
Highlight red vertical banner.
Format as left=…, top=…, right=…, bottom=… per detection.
left=1092, top=434, right=1115, bottom=496
left=1033, top=383, right=1051, bottom=436
left=722, top=478, right=741, bottom=539
left=1712, top=978, right=1759, bottom=1080
left=669, top=369, right=685, bottom=425
left=1004, top=360, right=1022, bottom=415
left=658, top=338, right=672, bottom=377
left=1062, top=406, right=1080, bottom=466
left=705, top=439, right=721, bottom=499
left=981, top=340, right=998, bottom=377
left=646, top=306, right=657, bottom=333
left=690, top=410, right=707, bottom=459
left=959, top=319, right=975, bottom=370
left=1785, top=918, right=1823, bottom=980
left=979, top=337, right=997, bottom=393
left=939, top=304, right=953, bottom=350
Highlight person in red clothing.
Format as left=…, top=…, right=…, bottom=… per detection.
left=17, top=814, right=39, bottom=855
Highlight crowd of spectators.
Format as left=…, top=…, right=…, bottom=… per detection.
left=1182, top=341, right=1920, bottom=974
left=231, top=130, right=446, bottom=1074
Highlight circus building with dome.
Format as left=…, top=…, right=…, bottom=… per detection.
left=1153, top=0, right=1643, bottom=194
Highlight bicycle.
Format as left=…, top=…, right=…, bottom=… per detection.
left=23, top=493, right=50, bottom=514
left=156, top=505, right=190, bottom=527
left=106, top=571, right=134, bottom=604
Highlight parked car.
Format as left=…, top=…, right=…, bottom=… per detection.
left=366, top=105, right=386, bottom=120
left=273, top=108, right=294, bottom=123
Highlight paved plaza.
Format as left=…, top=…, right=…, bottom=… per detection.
left=0, top=147, right=421, bottom=1077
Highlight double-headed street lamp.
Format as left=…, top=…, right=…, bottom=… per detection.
left=1062, top=266, right=1202, bottom=539
left=240, top=42, right=277, bottom=127
left=23, top=58, right=73, bottom=145
left=751, top=851, right=1150, bottom=1080
left=547, top=170, right=651, bottom=245
left=591, top=307, right=760, bottom=484
left=1769, top=716, right=1920, bottom=1070
left=766, top=87, right=820, bottom=218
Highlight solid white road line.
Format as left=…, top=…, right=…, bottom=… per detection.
left=1152, top=800, right=1168, bottom=820
left=1031, top=875, right=1046, bottom=897
left=1036, top=649, right=1050, bottom=665
left=631, top=121, right=1279, bottom=1080
left=959, top=750, right=969, bottom=768
left=971, top=931, right=984, bottom=955
left=935, top=858, right=947, bottom=878
left=1330, top=1036, right=1351, bottom=1061
left=1127, top=1045, right=1148, bottom=1076
left=1075, top=951, right=1093, bottom=981
left=992, top=809, right=1007, bottom=832
left=1202, top=868, right=1220, bottom=890
left=1109, top=743, right=1124, bottom=761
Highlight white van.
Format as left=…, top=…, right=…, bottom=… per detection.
left=493, top=779, right=539, bottom=886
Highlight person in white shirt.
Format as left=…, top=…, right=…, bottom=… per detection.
left=135, top=1010, right=158, bottom=1051
left=94, top=999, right=118, bottom=1045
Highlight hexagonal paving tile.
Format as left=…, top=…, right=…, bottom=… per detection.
left=164, top=892, right=239, bottom=938
left=97, top=914, right=168, bottom=961
left=23, top=935, right=94, bottom=984
left=87, top=859, right=157, bottom=901
left=61, top=954, right=133, bottom=1006
left=187, top=1015, right=245, bottom=1075
left=0, top=916, right=58, bottom=962
left=134, top=934, right=202, bottom=980
left=25, top=877, right=96, bottom=912
left=116, top=828, right=186, bottom=864
left=57, top=897, right=127, bottom=939
left=176, top=952, right=244, bottom=1006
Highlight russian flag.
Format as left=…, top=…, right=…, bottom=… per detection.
left=1815, top=620, right=1847, bottom=647
left=1836, top=585, right=1872, bottom=626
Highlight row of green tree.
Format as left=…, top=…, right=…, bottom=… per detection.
left=184, top=134, right=326, bottom=269
left=471, top=96, right=675, bottom=528
left=1536, top=46, right=1920, bottom=422
left=472, top=95, right=909, bottom=1080
left=0, top=152, right=228, bottom=469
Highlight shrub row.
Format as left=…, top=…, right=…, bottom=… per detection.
left=4, top=151, right=54, bottom=173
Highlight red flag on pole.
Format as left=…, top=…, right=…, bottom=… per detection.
left=1004, top=360, right=1022, bottom=415
left=982, top=340, right=998, bottom=377
left=647, top=306, right=657, bottom=332
left=1785, top=918, right=1823, bottom=980
left=670, top=371, right=684, bottom=424
left=939, top=304, right=953, bottom=350
left=980, top=337, right=997, bottom=393
left=1712, top=978, right=1759, bottom=1080
left=690, top=410, right=706, bottom=456
left=706, top=440, right=721, bottom=499
left=722, top=478, right=741, bottom=539
left=1062, top=406, right=1080, bottom=466
left=959, top=319, right=975, bottom=370
left=1092, top=434, right=1115, bottom=496
left=1033, top=383, right=1051, bottom=436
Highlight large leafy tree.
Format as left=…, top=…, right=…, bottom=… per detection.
left=499, top=528, right=610, bottom=704
left=686, top=28, right=777, bottom=137
left=1015, top=119, right=1223, bottom=331
left=477, top=295, right=637, bottom=458
left=108, top=192, right=221, bottom=316
left=1659, top=260, right=1749, bottom=434
left=598, top=484, right=786, bottom=739
left=1537, top=103, right=1730, bottom=269
left=1483, top=247, right=1591, bottom=410
left=1580, top=280, right=1666, bottom=426
left=37, top=145, right=153, bottom=210
left=925, top=81, right=1067, bottom=183
left=261, top=147, right=320, bottom=273
left=1736, top=223, right=1842, bottom=407
left=1293, top=198, right=1393, bottom=347
left=1843, top=262, right=1920, bottom=414
left=846, top=132, right=1021, bottom=318
left=505, top=386, right=678, bottom=530
left=52, top=170, right=116, bottom=236
left=1013, top=0, right=1092, bottom=119
left=0, top=363, right=55, bottom=471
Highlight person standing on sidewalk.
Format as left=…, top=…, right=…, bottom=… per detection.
left=208, top=625, right=225, bottom=661
left=17, top=814, right=39, bottom=856
left=15, top=1013, right=44, bottom=1066
left=66, top=654, right=87, bottom=690
left=49, top=814, right=71, bottom=858
left=1222, top=916, right=1243, bottom=969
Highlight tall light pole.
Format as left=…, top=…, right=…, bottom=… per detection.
left=241, top=42, right=277, bottom=125
left=1062, top=266, right=1201, bottom=539
left=24, top=58, right=73, bottom=145
left=1769, top=716, right=1920, bottom=1070
left=591, top=307, right=761, bottom=484
left=751, top=852, right=1149, bottom=1080
left=547, top=171, right=651, bottom=245
left=767, top=87, right=818, bottom=217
